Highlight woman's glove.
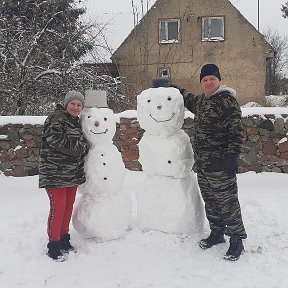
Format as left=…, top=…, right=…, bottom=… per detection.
left=225, top=153, right=238, bottom=177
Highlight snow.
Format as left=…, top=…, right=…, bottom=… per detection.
left=1, top=101, right=288, bottom=287
left=241, top=107, right=288, bottom=118
left=0, top=135, right=8, bottom=140
left=279, top=137, right=288, bottom=144
left=0, top=115, right=47, bottom=125
left=14, top=145, right=22, bottom=151
left=1, top=107, right=288, bottom=125
left=114, top=110, right=137, bottom=123
left=0, top=171, right=288, bottom=287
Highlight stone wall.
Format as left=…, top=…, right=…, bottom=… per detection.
left=240, top=115, right=288, bottom=173
left=1, top=114, right=288, bottom=176
left=0, top=124, right=43, bottom=176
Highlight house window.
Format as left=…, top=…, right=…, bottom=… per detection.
left=159, top=19, right=180, bottom=44
left=202, top=17, right=224, bottom=41
left=159, top=67, right=170, bottom=79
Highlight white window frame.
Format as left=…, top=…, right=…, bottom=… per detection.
left=202, top=16, right=224, bottom=42
left=159, top=19, right=180, bottom=44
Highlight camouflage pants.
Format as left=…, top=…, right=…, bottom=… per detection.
left=197, top=169, right=247, bottom=239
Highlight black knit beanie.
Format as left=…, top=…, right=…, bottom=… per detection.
left=200, top=64, right=221, bottom=82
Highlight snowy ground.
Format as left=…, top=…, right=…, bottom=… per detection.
left=0, top=170, right=288, bottom=288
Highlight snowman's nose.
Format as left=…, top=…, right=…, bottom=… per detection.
left=94, top=121, right=100, bottom=127
left=157, top=105, right=162, bottom=110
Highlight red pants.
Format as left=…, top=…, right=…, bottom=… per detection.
left=46, top=186, right=77, bottom=242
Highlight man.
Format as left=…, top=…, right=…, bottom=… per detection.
left=172, top=64, right=247, bottom=261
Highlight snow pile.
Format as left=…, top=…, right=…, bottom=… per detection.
left=241, top=102, right=261, bottom=108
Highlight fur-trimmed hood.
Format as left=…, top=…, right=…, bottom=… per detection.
left=212, top=85, right=236, bottom=97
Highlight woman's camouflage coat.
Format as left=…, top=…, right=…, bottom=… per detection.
left=39, top=105, right=89, bottom=188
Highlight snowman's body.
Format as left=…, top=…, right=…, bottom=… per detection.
left=136, top=87, right=204, bottom=234
left=139, top=130, right=193, bottom=178
left=72, top=108, right=131, bottom=240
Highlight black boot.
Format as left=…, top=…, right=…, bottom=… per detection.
left=47, top=241, right=65, bottom=262
left=224, top=237, right=244, bottom=261
left=199, top=230, right=225, bottom=249
left=60, top=234, right=76, bottom=253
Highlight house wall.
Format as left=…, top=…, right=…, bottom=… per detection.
left=112, top=0, right=273, bottom=107
left=1, top=113, right=288, bottom=177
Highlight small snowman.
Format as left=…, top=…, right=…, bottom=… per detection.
left=136, top=85, right=204, bottom=234
left=72, top=90, right=131, bottom=240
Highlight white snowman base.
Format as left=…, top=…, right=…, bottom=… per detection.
left=72, top=192, right=132, bottom=240
left=136, top=172, right=205, bottom=234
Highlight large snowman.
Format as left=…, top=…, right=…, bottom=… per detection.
left=72, top=91, right=131, bottom=241
left=136, top=86, right=204, bottom=234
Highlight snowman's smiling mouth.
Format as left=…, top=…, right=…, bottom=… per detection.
left=149, top=113, right=175, bottom=123
left=90, top=129, right=108, bottom=134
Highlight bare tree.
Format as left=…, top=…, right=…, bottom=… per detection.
left=0, top=0, right=94, bottom=115
left=0, top=0, right=132, bottom=115
left=263, top=27, right=288, bottom=95
left=281, top=1, right=288, bottom=18
left=81, top=13, right=134, bottom=112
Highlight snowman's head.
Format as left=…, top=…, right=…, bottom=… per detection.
left=137, top=87, right=185, bottom=135
left=80, top=107, right=116, bottom=146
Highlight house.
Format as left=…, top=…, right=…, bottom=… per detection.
left=111, top=0, right=274, bottom=107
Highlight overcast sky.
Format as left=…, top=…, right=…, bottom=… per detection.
left=83, top=0, right=288, bottom=58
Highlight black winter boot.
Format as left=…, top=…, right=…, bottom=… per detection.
left=47, top=241, right=65, bottom=262
left=199, top=230, right=225, bottom=249
left=60, top=234, right=76, bottom=253
left=224, top=237, right=244, bottom=261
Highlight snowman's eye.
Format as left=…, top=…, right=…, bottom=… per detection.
left=104, top=117, right=107, bottom=121
left=147, top=99, right=151, bottom=103
left=87, top=116, right=91, bottom=118
left=167, top=97, right=172, bottom=101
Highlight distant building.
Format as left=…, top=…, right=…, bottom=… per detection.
left=111, top=0, right=274, bottom=106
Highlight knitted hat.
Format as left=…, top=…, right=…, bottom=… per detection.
left=63, top=90, right=85, bottom=108
left=200, top=64, right=221, bottom=82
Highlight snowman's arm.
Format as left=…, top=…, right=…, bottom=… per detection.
left=170, top=84, right=200, bottom=114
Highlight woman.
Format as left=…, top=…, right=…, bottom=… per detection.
left=39, top=90, right=89, bottom=262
